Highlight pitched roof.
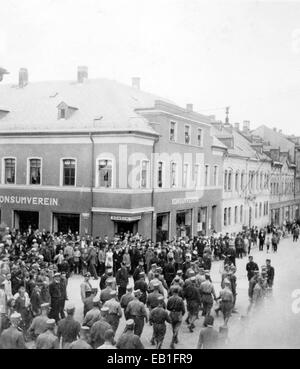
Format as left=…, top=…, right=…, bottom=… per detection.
left=0, top=78, right=176, bottom=135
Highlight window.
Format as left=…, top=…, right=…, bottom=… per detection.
left=228, top=207, right=231, bottom=225
left=62, top=159, right=76, bottom=186
left=59, top=108, right=66, bottom=119
left=235, top=172, right=239, bottom=191
left=170, top=121, right=176, bottom=142
left=140, top=160, right=149, bottom=188
left=157, top=162, right=163, bottom=188
left=234, top=206, right=238, bottom=224
left=241, top=172, right=244, bottom=191
left=228, top=171, right=232, bottom=191
left=98, top=159, right=112, bottom=188
left=259, top=202, right=262, bottom=217
left=170, top=162, right=178, bottom=187
left=224, top=170, right=228, bottom=191
left=185, top=125, right=191, bottom=144
left=197, top=129, right=202, bottom=146
left=4, top=158, right=16, bottom=184
left=213, top=166, right=218, bottom=186
left=194, top=164, right=200, bottom=188
left=260, top=173, right=263, bottom=190
left=29, top=159, right=41, bottom=185
left=255, top=203, right=258, bottom=218
left=240, top=205, right=243, bottom=223
left=205, top=165, right=209, bottom=186
left=224, top=208, right=227, bottom=226
left=183, top=163, right=190, bottom=188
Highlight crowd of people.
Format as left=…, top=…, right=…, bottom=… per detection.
left=0, top=220, right=297, bottom=349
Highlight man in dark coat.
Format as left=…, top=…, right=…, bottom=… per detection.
left=246, top=256, right=259, bottom=281
left=167, top=287, right=185, bottom=348
left=57, top=303, right=81, bottom=348
left=116, top=319, right=144, bottom=349
left=149, top=296, right=170, bottom=349
left=163, top=257, right=176, bottom=288
left=116, top=261, right=129, bottom=300
left=49, top=273, right=61, bottom=322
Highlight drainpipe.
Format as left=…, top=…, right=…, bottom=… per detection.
left=89, top=132, right=94, bottom=236
left=151, top=137, right=158, bottom=241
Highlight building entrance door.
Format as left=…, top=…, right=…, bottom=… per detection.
left=14, top=211, right=39, bottom=233
left=116, top=221, right=138, bottom=235
left=53, top=213, right=80, bottom=234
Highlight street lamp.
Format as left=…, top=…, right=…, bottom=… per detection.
left=0, top=67, right=9, bottom=82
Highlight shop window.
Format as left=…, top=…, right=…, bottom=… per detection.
left=29, top=158, right=41, bottom=185
left=62, top=159, right=76, bottom=186
left=98, top=159, right=112, bottom=188
left=176, top=209, right=192, bottom=238
left=4, top=158, right=16, bottom=184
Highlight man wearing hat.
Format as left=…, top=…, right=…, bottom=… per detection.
left=80, top=272, right=92, bottom=302
left=167, top=286, right=185, bottom=348
left=171, top=270, right=184, bottom=288
left=69, top=325, right=92, bottom=349
left=125, top=290, right=148, bottom=337
left=200, top=273, right=217, bottom=318
left=163, top=256, right=176, bottom=288
left=149, top=295, right=170, bottom=349
left=57, top=303, right=81, bottom=348
left=116, top=261, right=129, bottom=300
left=90, top=306, right=112, bottom=348
left=116, top=319, right=144, bottom=349
left=148, top=273, right=164, bottom=295
left=133, top=259, right=145, bottom=283
left=83, top=296, right=101, bottom=327
left=120, top=285, right=134, bottom=320
left=28, top=302, right=50, bottom=341
left=134, top=272, right=148, bottom=304
left=100, top=278, right=115, bottom=304
left=49, top=273, right=62, bottom=322
left=103, top=290, right=122, bottom=333
left=197, top=315, right=219, bottom=349
left=99, top=267, right=113, bottom=290
left=0, top=312, right=26, bottom=349
left=36, top=319, right=59, bottom=349
left=147, top=281, right=165, bottom=312
left=168, top=277, right=183, bottom=297
left=83, top=288, right=98, bottom=317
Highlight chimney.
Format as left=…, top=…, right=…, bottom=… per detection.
left=186, top=104, right=193, bottom=112
left=77, top=66, right=88, bottom=83
left=132, top=77, right=140, bottom=90
left=234, top=122, right=240, bottom=131
left=243, top=120, right=250, bottom=132
left=19, top=68, right=28, bottom=88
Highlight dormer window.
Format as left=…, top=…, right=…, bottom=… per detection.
left=57, top=101, right=78, bottom=120
left=60, top=108, right=66, bottom=119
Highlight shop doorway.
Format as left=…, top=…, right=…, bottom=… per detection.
left=53, top=213, right=80, bottom=234
left=14, top=211, right=39, bottom=233
left=156, top=213, right=169, bottom=242
left=176, top=209, right=192, bottom=238
left=115, top=221, right=138, bottom=235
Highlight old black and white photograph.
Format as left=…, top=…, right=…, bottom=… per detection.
left=1, top=0, right=300, bottom=354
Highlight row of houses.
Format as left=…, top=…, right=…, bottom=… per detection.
left=0, top=67, right=299, bottom=240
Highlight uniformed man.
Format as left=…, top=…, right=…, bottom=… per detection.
left=197, top=315, right=219, bottom=349
left=149, top=295, right=170, bottom=349
left=133, top=259, right=145, bottom=283
left=36, top=319, right=59, bottom=349
left=120, top=285, right=134, bottom=320
left=116, top=319, right=144, bottom=349
left=69, top=325, right=92, bottom=349
left=57, top=303, right=81, bottom=348
left=168, top=276, right=183, bottom=297
left=90, top=306, right=113, bottom=348
left=217, top=280, right=234, bottom=326
left=147, top=282, right=165, bottom=311
left=100, top=278, right=114, bottom=304
left=148, top=263, right=157, bottom=282
left=266, top=259, right=275, bottom=288
left=167, top=286, right=185, bottom=348
left=134, top=272, right=148, bottom=304
left=49, top=273, right=61, bottom=322
left=200, top=273, right=217, bottom=317
left=163, top=257, right=176, bottom=288
left=80, top=272, right=92, bottom=302
left=103, top=290, right=122, bottom=333
left=83, top=288, right=98, bottom=317
left=82, top=297, right=101, bottom=328
left=59, top=272, right=68, bottom=320
left=116, top=261, right=129, bottom=300
left=148, top=273, right=164, bottom=295
left=97, top=328, right=116, bottom=349
left=28, top=302, right=50, bottom=341
left=99, top=268, right=115, bottom=290
left=0, top=312, right=27, bottom=349
left=125, top=290, right=148, bottom=337
left=183, top=276, right=201, bottom=332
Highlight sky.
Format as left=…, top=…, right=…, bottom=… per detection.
left=1, top=0, right=300, bottom=134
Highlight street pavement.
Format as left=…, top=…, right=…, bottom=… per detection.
left=66, top=235, right=300, bottom=349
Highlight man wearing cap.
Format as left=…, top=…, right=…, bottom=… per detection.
left=0, top=312, right=27, bottom=349
left=49, top=273, right=62, bottom=322
left=171, top=270, right=184, bottom=288
left=90, top=306, right=112, bottom=348
left=246, top=256, right=259, bottom=281
left=116, top=319, right=144, bottom=349
left=69, top=326, right=92, bottom=349
left=167, top=286, right=185, bottom=348
left=147, top=282, right=165, bottom=312
left=126, top=290, right=148, bottom=337
left=133, top=259, right=145, bottom=283
left=149, top=295, right=170, bottom=349
left=148, top=263, right=157, bottom=282
left=200, top=274, right=217, bottom=318
left=28, top=302, right=50, bottom=341
left=168, top=277, right=183, bottom=298
left=97, top=329, right=116, bottom=349
left=116, top=261, right=129, bottom=300
left=36, top=319, right=59, bottom=349
left=99, top=267, right=113, bottom=290
left=163, top=256, right=176, bottom=288
left=134, top=272, right=148, bottom=304
left=217, top=280, right=234, bottom=326
left=80, top=272, right=92, bottom=302
left=148, top=273, right=164, bottom=295
left=100, top=278, right=115, bottom=304
left=197, top=315, right=219, bottom=349
left=103, top=290, right=122, bottom=333
left=57, top=303, right=81, bottom=348
left=83, top=288, right=98, bottom=317
left=83, top=296, right=101, bottom=327
left=58, top=272, right=68, bottom=320
left=183, top=276, right=201, bottom=332
left=120, top=286, right=134, bottom=319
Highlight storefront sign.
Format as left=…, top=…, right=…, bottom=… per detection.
left=82, top=213, right=90, bottom=219
left=111, top=215, right=141, bottom=222
left=172, top=197, right=199, bottom=205
left=0, top=195, right=59, bottom=206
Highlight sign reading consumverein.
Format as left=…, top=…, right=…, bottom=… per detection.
left=0, top=195, right=59, bottom=206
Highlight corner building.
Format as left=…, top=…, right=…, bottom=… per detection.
left=0, top=68, right=225, bottom=240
